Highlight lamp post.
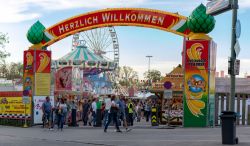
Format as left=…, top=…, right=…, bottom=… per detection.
left=146, top=55, right=153, bottom=87
left=146, top=55, right=153, bottom=72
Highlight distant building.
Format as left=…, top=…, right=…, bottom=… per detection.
left=220, top=70, right=224, bottom=78
left=216, top=72, right=219, bottom=77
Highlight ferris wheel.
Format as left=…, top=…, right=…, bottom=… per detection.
left=72, top=26, right=120, bottom=66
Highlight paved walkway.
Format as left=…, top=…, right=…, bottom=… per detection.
left=0, top=120, right=250, bottom=146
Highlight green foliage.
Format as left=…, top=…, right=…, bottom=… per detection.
left=144, top=69, right=162, bottom=83
left=117, top=66, right=139, bottom=87
left=187, top=4, right=215, bottom=33
left=0, top=32, right=10, bottom=65
left=0, top=62, right=23, bottom=79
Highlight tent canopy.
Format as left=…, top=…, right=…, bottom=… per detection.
left=52, top=44, right=117, bottom=75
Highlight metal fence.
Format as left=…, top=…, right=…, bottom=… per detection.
left=215, top=93, right=250, bottom=126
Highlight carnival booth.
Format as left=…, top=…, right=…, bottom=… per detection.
left=151, top=65, right=184, bottom=125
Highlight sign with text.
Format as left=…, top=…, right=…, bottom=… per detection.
left=0, top=97, right=31, bottom=118
left=234, top=59, right=240, bottom=75
left=35, top=73, right=51, bottom=96
left=43, top=8, right=191, bottom=46
left=164, top=90, right=172, bottom=99
left=206, top=0, right=232, bottom=16
left=185, top=40, right=209, bottom=70
left=22, top=96, right=30, bottom=104
left=33, top=96, right=54, bottom=124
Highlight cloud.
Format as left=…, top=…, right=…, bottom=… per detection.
left=0, top=1, right=40, bottom=23
left=0, top=0, right=146, bottom=23
left=239, top=0, right=250, bottom=8
left=1, top=0, right=249, bottom=23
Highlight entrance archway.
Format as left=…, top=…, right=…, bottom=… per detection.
left=23, top=4, right=216, bottom=127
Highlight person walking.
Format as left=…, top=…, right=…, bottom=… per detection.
left=91, top=98, right=98, bottom=126
left=42, top=96, right=52, bottom=130
left=103, top=96, right=111, bottom=126
left=127, top=99, right=134, bottom=126
left=104, top=96, right=122, bottom=133
left=82, top=99, right=90, bottom=126
left=145, top=100, right=151, bottom=122
left=71, top=100, right=78, bottom=127
left=57, top=98, right=67, bottom=131
left=118, top=95, right=131, bottom=131
left=136, top=103, right=142, bottom=122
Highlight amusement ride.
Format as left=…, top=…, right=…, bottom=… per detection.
left=52, top=27, right=121, bottom=96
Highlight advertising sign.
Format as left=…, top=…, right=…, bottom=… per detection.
left=185, top=40, right=209, bottom=70
left=23, top=50, right=35, bottom=73
left=35, top=73, right=51, bottom=96
left=184, top=40, right=210, bottom=127
left=43, top=8, right=192, bottom=47
left=0, top=97, right=31, bottom=119
left=35, top=50, right=51, bottom=73
left=33, top=96, right=54, bottom=124
left=55, top=67, right=72, bottom=91
left=23, top=74, right=33, bottom=96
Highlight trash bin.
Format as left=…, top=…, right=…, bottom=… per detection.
left=220, top=111, right=238, bottom=145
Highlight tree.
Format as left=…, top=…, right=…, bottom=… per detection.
left=144, top=69, right=162, bottom=84
left=0, top=63, right=8, bottom=78
left=0, top=62, right=23, bottom=80
left=117, top=66, right=139, bottom=87
left=0, top=32, right=10, bottom=65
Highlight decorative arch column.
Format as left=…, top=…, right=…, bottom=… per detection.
left=183, top=4, right=217, bottom=127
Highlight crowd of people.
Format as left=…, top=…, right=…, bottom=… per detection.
left=42, top=94, right=161, bottom=132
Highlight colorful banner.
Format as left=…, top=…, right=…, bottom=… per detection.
left=184, top=40, right=210, bottom=127
left=184, top=70, right=208, bottom=127
left=185, top=40, right=209, bottom=70
left=23, top=50, right=52, bottom=97
left=23, top=73, right=33, bottom=96
left=35, top=73, right=51, bottom=96
left=55, top=66, right=72, bottom=91
left=23, top=50, right=34, bottom=73
left=43, top=8, right=191, bottom=46
left=0, top=97, right=31, bottom=119
left=35, top=50, right=51, bottom=73
left=33, top=96, right=54, bottom=124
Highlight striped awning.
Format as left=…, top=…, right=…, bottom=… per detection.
left=53, top=45, right=117, bottom=75
left=60, top=45, right=106, bottom=62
